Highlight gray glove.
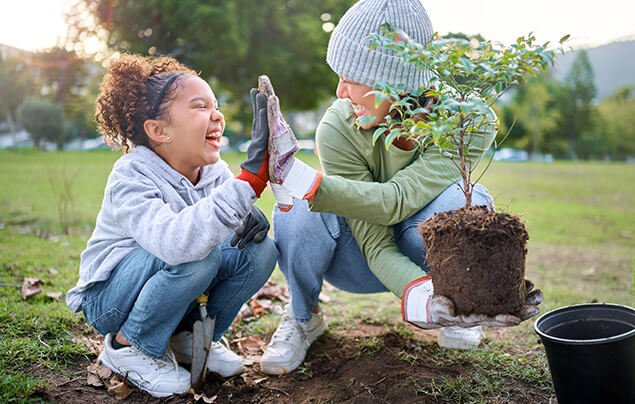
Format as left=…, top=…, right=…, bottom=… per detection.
left=231, top=206, right=270, bottom=249
left=235, top=88, right=269, bottom=197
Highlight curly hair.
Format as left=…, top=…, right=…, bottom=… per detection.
left=95, top=54, right=197, bottom=153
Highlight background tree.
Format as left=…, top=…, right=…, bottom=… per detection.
left=0, top=53, right=35, bottom=144
left=505, top=75, right=561, bottom=157
left=561, top=49, right=597, bottom=159
left=596, top=86, right=635, bottom=160
left=32, top=47, right=94, bottom=143
left=16, top=97, right=66, bottom=150
left=69, top=0, right=355, bottom=139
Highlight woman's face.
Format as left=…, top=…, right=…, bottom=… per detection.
left=336, top=77, right=391, bottom=129
left=158, top=75, right=225, bottom=182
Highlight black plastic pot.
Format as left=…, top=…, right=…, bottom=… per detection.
left=534, top=303, right=635, bottom=404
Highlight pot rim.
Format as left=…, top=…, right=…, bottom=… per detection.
left=534, top=302, right=635, bottom=345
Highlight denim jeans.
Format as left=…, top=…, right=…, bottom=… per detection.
left=82, top=236, right=278, bottom=359
left=273, top=183, right=493, bottom=323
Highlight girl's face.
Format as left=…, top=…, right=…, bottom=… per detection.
left=336, top=77, right=391, bottom=129
left=158, top=75, right=225, bottom=183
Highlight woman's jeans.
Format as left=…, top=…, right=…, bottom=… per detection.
left=273, top=183, right=493, bottom=323
left=82, top=236, right=277, bottom=359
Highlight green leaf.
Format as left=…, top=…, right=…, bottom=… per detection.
left=384, top=128, right=401, bottom=150
left=371, top=127, right=388, bottom=145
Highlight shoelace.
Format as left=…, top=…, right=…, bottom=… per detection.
left=154, top=349, right=180, bottom=376
left=271, top=313, right=304, bottom=344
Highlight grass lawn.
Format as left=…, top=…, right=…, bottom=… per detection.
left=0, top=149, right=633, bottom=402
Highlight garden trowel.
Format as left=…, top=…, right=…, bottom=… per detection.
left=191, top=294, right=215, bottom=389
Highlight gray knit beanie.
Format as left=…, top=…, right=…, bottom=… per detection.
left=326, top=0, right=434, bottom=93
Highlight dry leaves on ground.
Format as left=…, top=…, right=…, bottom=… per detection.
left=21, top=277, right=42, bottom=299
left=86, top=362, right=133, bottom=400
left=72, top=335, right=104, bottom=356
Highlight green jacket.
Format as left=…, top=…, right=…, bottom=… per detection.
left=310, top=98, right=496, bottom=297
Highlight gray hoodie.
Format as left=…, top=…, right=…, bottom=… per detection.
left=66, top=146, right=256, bottom=312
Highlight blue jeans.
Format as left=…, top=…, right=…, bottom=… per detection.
left=273, top=183, right=493, bottom=323
left=82, top=236, right=278, bottom=359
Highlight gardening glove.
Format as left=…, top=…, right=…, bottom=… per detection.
left=259, top=75, right=322, bottom=205
left=235, top=88, right=269, bottom=197
left=231, top=206, right=270, bottom=249
left=401, top=277, right=543, bottom=329
left=271, top=183, right=294, bottom=212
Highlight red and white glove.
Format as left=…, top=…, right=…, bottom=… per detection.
left=401, top=276, right=542, bottom=329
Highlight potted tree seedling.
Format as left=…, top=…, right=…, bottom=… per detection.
left=365, top=27, right=568, bottom=315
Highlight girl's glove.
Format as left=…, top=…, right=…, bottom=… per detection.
left=401, top=276, right=543, bottom=329
left=231, top=206, right=270, bottom=249
left=236, top=88, right=269, bottom=197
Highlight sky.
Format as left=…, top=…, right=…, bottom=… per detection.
left=0, top=0, right=634, bottom=52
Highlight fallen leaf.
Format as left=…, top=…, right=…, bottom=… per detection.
left=232, top=303, right=253, bottom=323
left=86, top=363, right=108, bottom=387
left=252, top=280, right=290, bottom=302
left=193, top=391, right=218, bottom=403
left=73, top=335, right=104, bottom=356
left=21, top=278, right=42, bottom=300
left=49, top=268, right=59, bottom=275
left=237, top=335, right=267, bottom=356
left=249, top=299, right=266, bottom=317
left=619, top=230, right=632, bottom=239
left=107, top=376, right=133, bottom=400
left=582, top=267, right=596, bottom=276
left=46, top=292, right=63, bottom=300
left=86, top=372, right=103, bottom=387
left=97, top=365, right=112, bottom=379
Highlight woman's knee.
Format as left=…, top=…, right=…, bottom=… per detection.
left=472, top=183, right=495, bottom=209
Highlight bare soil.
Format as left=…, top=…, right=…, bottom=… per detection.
left=420, top=206, right=529, bottom=315
left=36, top=324, right=552, bottom=403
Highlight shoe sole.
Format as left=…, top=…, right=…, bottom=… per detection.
left=98, top=351, right=186, bottom=398
left=260, top=320, right=327, bottom=375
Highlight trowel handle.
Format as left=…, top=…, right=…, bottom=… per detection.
left=196, top=294, right=208, bottom=305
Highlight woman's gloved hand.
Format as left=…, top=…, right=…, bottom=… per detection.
left=402, top=277, right=543, bottom=329
left=235, top=88, right=269, bottom=197
left=231, top=206, right=270, bottom=249
left=258, top=75, right=322, bottom=204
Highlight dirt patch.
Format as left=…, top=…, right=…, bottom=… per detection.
left=420, top=206, right=529, bottom=315
left=37, top=324, right=552, bottom=403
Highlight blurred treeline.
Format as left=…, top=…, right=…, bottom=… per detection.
left=0, top=0, right=633, bottom=160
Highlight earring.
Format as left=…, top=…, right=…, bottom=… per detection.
left=166, top=136, right=171, bottom=141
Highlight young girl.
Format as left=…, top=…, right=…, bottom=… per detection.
left=66, top=54, right=277, bottom=397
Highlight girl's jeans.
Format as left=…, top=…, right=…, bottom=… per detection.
left=273, top=183, right=493, bottom=323
left=81, top=236, right=278, bottom=359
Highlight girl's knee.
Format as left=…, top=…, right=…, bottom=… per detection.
left=251, top=237, right=278, bottom=277
left=174, top=247, right=221, bottom=286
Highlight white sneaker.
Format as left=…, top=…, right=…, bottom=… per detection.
left=260, top=306, right=326, bottom=375
left=437, top=326, right=484, bottom=349
left=170, top=331, right=244, bottom=377
left=98, top=333, right=190, bottom=398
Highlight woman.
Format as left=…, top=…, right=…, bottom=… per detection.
left=260, top=0, right=541, bottom=375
